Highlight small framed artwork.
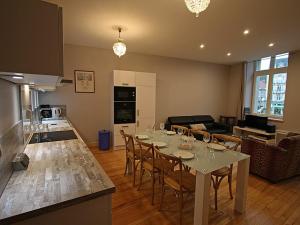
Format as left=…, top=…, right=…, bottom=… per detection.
left=74, top=70, right=95, bottom=93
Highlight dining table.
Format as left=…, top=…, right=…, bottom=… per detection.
left=136, top=130, right=250, bottom=225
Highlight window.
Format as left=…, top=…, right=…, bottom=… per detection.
left=252, top=53, right=289, bottom=119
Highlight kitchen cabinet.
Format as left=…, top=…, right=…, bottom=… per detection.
left=0, top=0, right=63, bottom=77
left=113, top=70, right=135, bottom=87
left=113, top=123, right=136, bottom=147
left=136, top=72, right=156, bottom=133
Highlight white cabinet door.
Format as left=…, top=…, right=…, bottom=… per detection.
left=136, top=72, right=156, bottom=87
left=113, top=123, right=136, bottom=147
left=136, top=72, right=156, bottom=133
left=113, top=70, right=135, bottom=87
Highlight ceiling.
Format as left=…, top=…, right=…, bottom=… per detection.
left=46, top=0, right=300, bottom=65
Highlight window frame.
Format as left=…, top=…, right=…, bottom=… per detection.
left=252, top=55, right=288, bottom=119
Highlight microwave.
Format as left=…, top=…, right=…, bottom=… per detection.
left=114, top=86, right=136, bottom=102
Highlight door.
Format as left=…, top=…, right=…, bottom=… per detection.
left=136, top=72, right=156, bottom=133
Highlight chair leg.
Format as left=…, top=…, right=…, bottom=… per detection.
left=138, top=168, right=144, bottom=191
left=159, top=182, right=165, bottom=211
left=178, top=191, right=183, bottom=225
left=214, top=185, right=218, bottom=210
left=228, top=174, right=233, bottom=199
left=124, top=158, right=129, bottom=176
left=151, top=172, right=155, bottom=205
left=133, top=160, right=136, bottom=186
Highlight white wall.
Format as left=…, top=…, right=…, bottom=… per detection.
left=40, top=44, right=231, bottom=145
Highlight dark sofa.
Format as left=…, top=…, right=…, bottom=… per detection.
left=165, top=115, right=229, bottom=134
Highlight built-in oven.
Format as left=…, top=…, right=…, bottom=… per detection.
left=114, top=86, right=136, bottom=102
left=114, top=101, right=136, bottom=124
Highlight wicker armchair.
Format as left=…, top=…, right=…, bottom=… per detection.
left=241, top=135, right=300, bottom=183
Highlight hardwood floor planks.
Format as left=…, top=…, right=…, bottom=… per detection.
left=90, top=147, right=300, bottom=225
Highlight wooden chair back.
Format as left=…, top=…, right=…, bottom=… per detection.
left=171, top=125, right=190, bottom=136
left=155, top=148, right=184, bottom=190
left=120, top=130, right=136, bottom=154
left=190, top=129, right=210, bottom=139
left=135, top=139, right=155, bottom=168
left=211, top=134, right=242, bottom=151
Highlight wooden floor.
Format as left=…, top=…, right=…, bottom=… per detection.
left=90, top=147, right=300, bottom=225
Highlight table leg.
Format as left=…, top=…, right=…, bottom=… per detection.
left=235, top=157, right=250, bottom=213
left=194, top=171, right=211, bottom=225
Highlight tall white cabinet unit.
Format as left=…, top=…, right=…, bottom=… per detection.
left=136, top=72, right=156, bottom=133
left=112, top=70, right=156, bottom=149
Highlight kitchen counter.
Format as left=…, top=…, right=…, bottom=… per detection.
left=0, top=120, right=115, bottom=224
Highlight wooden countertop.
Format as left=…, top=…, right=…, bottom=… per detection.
left=0, top=122, right=115, bottom=224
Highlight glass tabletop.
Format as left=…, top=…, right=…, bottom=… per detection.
left=136, top=130, right=250, bottom=174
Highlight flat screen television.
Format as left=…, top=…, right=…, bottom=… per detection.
left=245, top=115, right=268, bottom=130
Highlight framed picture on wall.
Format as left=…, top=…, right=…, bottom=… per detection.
left=74, top=70, right=95, bottom=93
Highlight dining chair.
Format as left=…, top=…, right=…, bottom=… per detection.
left=190, top=129, right=210, bottom=141
left=171, top=125, right=190, bottom=136
left=155, top=148, right=195, bottom=225
left=120, top=130, right=140, bottom=186
left=135, top=139, right=162, bottom=205
left=210, top=134, right=242, bottom=210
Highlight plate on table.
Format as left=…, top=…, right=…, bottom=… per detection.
left=165, top=131, right=176, bottom=135
left=207, top=143, right=227, bottom=151
left=151, top=141, right=167, bottom=148
left=173, top=150, right=194, bottom=159
left=135, top=134, right=149, bottom=140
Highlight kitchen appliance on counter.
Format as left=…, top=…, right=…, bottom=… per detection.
left=40, top=105, right=63, bottom=120
left=29, top=130, right=77, bottom=144
left=40, top=104, right=52, bottom=119
left=52, top=107, right=62, bottom=119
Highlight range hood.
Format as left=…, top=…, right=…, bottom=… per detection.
left=0, top=72, right=73, bottom=91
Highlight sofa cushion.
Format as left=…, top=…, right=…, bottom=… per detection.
left=190, top=123, right=207, bottom=131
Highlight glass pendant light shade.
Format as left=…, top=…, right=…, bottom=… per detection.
left=113, top=28, right=127, bottom=57
left=113, top=40, right=127, bottom=58
left=184, top=0, right=210, bottom=17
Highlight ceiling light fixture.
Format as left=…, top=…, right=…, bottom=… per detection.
left=113, top=27, right=127, bottom=58
left=243, top=29, right=250, bottom=35
left=200, top=44, right=205, bottom=49
left=184, top=0, right=210, bottom=17
left=12, top=76, right=24, bottom=80
left=227, top=52, right=232, bottom=56
left=268, top=42, right=275, bottom=47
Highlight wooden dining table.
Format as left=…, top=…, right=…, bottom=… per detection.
left=137, top=130, right=250, bottom=225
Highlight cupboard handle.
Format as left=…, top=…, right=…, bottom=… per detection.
left=122, top=83, right=129, bottom=86
left=137, top=121, right=139, bottom=127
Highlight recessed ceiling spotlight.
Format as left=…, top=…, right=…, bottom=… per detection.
left=243, top=29, right=250, bottom=35
left=200, top=44, right=205, bottom=49
left=227, top=52, right=232, bottom=56
left=268, top=42, right=275, bottom=47
left=12, top=76, right=24, bottom=80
